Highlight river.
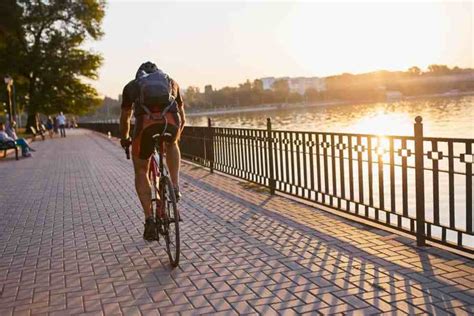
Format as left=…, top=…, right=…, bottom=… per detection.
left=187, top=96, right=474, bottom=138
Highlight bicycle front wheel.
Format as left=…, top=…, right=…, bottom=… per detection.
left=161, top=176, right=180, bottom=267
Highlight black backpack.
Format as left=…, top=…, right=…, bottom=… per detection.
left=135, top=70, right=176, bottom=116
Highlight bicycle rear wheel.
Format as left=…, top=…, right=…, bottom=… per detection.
left=160, top=176, right=180, bottom=267
left=149, top=158, right=163, bottom=237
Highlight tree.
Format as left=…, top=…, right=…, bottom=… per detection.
left=427, top=64, right=450, bottom=75
left=184, top=86, right=201, bottom=108
left=252, top=79, right=263, bottom=92
left=204, top=85, right=213, bottom=107
left=408, top=66, right=421, bottom=76
left=238, top=80, right=251, bottom=92
left=288, top=92, right=303, bottom=103
left=0, top=0, right=105, bottom=130
left=252, top=79, right=264, bottom=105
left=272, top=79, right=290, bottom=102
left=304, top=88, right=319, bottom=102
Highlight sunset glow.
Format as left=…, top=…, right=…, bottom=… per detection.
left=350, top=111, right=414, bottom=136
left=91, top=1, right=473, bottom=98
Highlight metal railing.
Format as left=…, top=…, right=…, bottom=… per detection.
left=80, top=118, right=474, bottom=254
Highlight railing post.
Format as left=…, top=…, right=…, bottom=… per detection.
left=267, top=118, right=276, bottom=194
left=208, top=117, right=214, bottom=173
left=414, top=116, right=426, bottom=246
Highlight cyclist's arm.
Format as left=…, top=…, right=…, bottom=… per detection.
left=178, top=107, right=186, bottom=131
left=120, top=82, right=134, bottom=140
left=175, top=83, right=186, bottom=131
left=120, top=108, right=132, bottom=140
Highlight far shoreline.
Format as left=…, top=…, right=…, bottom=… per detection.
left=187, top=90, right=474, bottom=118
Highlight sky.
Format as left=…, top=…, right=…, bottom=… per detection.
left=88, top=0, right=473, bottom=98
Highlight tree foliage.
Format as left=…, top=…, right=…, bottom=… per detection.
left=0, top=0, right=105, bottom=121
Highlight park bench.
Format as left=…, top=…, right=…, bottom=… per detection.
left=30, top=126, right=46, bottom=141
left=0, top=141, right=19, bottom=160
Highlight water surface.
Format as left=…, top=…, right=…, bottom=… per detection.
left=188, top=96, right=474, bottom=138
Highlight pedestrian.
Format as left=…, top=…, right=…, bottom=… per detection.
left=46, top=116, right=54, bottom=138
left=53, top=116, right=59, bottom=134
left=57, top=112, right=67, bottom=137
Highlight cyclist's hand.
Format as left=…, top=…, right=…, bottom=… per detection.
left=120, top=137, right=132, bottom=149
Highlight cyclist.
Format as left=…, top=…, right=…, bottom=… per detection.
left=119, top=61, right=186, bottom=241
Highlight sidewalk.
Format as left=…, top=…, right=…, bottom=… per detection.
left=0, top=129, right=472, bottom=315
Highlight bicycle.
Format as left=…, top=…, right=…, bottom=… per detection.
left=125, top=124, right=181, bottom=267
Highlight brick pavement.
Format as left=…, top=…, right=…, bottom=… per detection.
left=0, top=129, right=473, bottom=315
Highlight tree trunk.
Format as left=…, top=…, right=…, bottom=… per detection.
left=25, top=76, right=38, bottom=134
left=26, top=113, right=39, bottom=133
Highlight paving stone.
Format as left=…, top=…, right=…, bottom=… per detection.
left=251, top=304, right=279, bottom=315
left=390, top=300, right=426, bottom=315
left=209, top=298, right=233, bottom=312
left=120, top=306, right=140, bottom=315
left=229, top=301, right=257, bottom=314
left=445, top=307, right=471, bottom=316
left=102, top=302, right=121, bottom=315
left=344, top=306, right=384, bottom=315
left=341, top=295, right=370, bottom=309
left=318, top=303, right=355, bottom=314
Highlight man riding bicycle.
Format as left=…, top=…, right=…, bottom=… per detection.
left=119, top=61, right=186, bottom=241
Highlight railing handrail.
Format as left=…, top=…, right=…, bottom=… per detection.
left=79, top=121, right=474, bottom=142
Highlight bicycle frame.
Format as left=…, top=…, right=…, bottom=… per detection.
left=149, top=136, right=169, bottom=219
left=150, top=138, right=170, bottom=179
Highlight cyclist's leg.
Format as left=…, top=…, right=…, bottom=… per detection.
left=132, top=120, right=156, bottom=220
left=133, top=120, right=163, bottom=241
left=166, top=142, right=181, bottom=188
left=132, top=156, right=152, bottom=219
left=164, top=111, right=182, bottom=189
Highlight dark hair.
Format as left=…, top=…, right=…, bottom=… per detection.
left=136, top=61, right=158, bottom=78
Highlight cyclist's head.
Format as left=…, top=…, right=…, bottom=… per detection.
left=136, top=61, right=158, bottom=78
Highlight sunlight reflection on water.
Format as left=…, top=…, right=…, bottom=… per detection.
left=188, top=96, right=474, bottom=138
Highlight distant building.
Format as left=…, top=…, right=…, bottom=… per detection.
left=260, top=76, right=326, bottom=94
left=288, top=77, right=326, bottom=95
left=261, top=77, right=276, bottom=90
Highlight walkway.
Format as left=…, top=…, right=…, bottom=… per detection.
left=0, top=129, right=472, bottom=315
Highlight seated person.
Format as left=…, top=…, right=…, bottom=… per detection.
left=0, top=122, right=34, bottom=157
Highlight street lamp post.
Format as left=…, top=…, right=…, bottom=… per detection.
left=4, top=76, right=14, bottom=125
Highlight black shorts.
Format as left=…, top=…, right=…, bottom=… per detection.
left=132, top=112, right=181, bottom=159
